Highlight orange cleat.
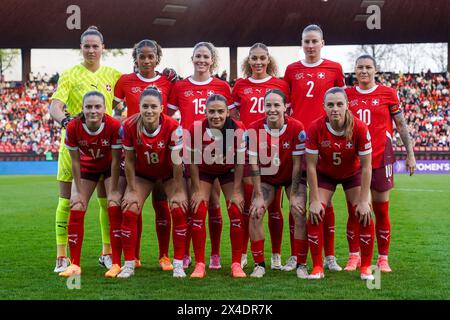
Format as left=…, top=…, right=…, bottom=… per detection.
left=231, top=262, right=246, bottom=278
left=105, top=264, right=121, bottom=278
left=59, top=264, right=81, bottom=277
left=307, top=266, right=324, bottom=280
left=344, top=254, right=361, bottom=271
left=159, top=256, right=174, bottom=271
left=377, top=256, right=392, bottom=272
left=190, top=263, right=206, bottom=278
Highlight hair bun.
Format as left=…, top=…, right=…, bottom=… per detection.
left=87, top=25, right=99, bottom=31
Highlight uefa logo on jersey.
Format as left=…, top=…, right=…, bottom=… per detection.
left=372, top=99, right=380, bottom=106
left=295, top=73, right=304, bottom=80
left=298, top=130, right=306, bottom=143
left=106, top=84, right=112, bottom=92
left=318, top=72, right=326, bottom=79
left=184, top=90, right=194, bottom=97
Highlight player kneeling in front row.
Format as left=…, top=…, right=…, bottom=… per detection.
left=305, top=87, right=374, bottom=280
left=59, top=91, right=123, bottom=278
left=188, top=94, right=247, bottom=278
left=119, top=87, right=189, bottom=278
left=248, top=89, right=309, bottom=279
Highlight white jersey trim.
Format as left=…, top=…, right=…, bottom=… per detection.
left=326, top=122, right=345, bottom=136
left=136, top=73, right=161, bottom=83
left=248, top=76, right=272, bottom=84
left=82, top=122, right=105, bottom=136
left=114, top=97, right=123, bottom=103
left=123, top=145, right=135, bottom=151
left=356, top=85, right=379, bottom=94
left=358, top=149, right=372, bottom=156
left=305, top=148, right=319, bottom=154
left=65, top=145, right=78, bottom=151
left=143, top=125, right=162, bottom=138
left=263, top=123, right=287, bottom=137
left=300, top=59, right=324, bottom=68
left=167, top=103, right=178, bottom=111
left=188, top=77, right=214, bottom=86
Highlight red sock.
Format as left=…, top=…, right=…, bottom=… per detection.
left=307, top=205, right=325, bottom=269
left=373, top=201, right=391, bottom=256
left=294, top=239, right=309, bottom=265
left=227, top=202, right=244, bottom=264
left=208, top=206, right=222, bottom=256
left=346, top=201, right=361, bottom=254
left=289, top=212, right=295, bottom=256
left=184, top=210, right=192, bottom=257
left=242, top=183, right=253, bottom=254
left=171, top=207, right=188, bottom=261
left=107, top=206, right=122, bottom=265
left=323, top=206, right=336, bottom=257
left=250, top=239, right=265, bottom=264
left=360, top=219, right=375, bottom=268
left=268, top=188, right=283, bottom=254
left=121, top=210, right=139, bottom=261
left=135, top=212, right=142, bottom=260
left=191, top=201, right=208, bottom=264
left=153, top=200, right=172, bottom=259
left=68, top=210, right=86, bottom=266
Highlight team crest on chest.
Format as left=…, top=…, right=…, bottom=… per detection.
left=131, top=87, right=142, bottom=94
left=157, top=141, right=165, bottom=149
left=207, top=90, right=215, bottom=96
left=318, top=72, right=325, bottom=79
left=350, top=99, right=358, bottom=107
left=321, top=140, right=330, bottom=148
left=78, top=140, right=88, bottom=147
left=101, top=139, right=110, bottom=146
left=106, top=84, right=112, bottom=92
left=346, top=141, right=353, bottom=149
left=184, top=90, right=194, bottom=97
left=372, top=99, right=380, bottom=106
left=282, top=141, right=290, bottom=149
left=295, top=73, right=304, bottom=80
left=244, top=88, right=253, bottom=95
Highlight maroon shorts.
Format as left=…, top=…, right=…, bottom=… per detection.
left=81, top=170, right=111, bottom=182
left=371, top=164, right=394, bottom=192
left=317, top=171, right=361, bottom=192
left=136, top=170, right=172, bottom=183
left=261, top=170, right=307, bottom=188
left=199, top=170, right=235, bottom=185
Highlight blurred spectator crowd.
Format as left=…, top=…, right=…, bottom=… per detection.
left=0, top=71, right=448, bottom=155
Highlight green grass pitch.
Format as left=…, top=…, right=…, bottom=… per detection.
left=0, top=174, right=449, bottom=300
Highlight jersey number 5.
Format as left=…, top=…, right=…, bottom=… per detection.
left=333, top=152, right=341, bottom=165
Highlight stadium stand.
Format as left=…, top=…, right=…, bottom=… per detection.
left=0, top=71, right=448, bottom=160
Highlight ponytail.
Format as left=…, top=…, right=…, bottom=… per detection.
left=343, top=109, right=354, bottom=141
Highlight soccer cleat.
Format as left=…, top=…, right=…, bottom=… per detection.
left=159, top=256, right=174, bottom=271
left=173, top=260, right=187, bottom=278
left=344, top=254, right=361, bottom=271
left=135, top=259, right=142, bottom=269
left=296, top=264, right=309, bottom=279
left=54, top=256, right=70, bottom=273
left=307, top=266, right=324, bottom=280
left=209, top=254, right=222, bottom=270
left=240, top=254, right=248, bottom=268
left=105, top=264, right=121, bottom=278
left=360, top=266, right=375, bottom=281
left=377, top=256, right=392, bottom=272
left=250, top=265, right=266, bottom=278
left=59, top=264, right=81, bottom=277
left=183, top=255, right=192, bottom=269
left=99, top=254, right=113, bottom=270
left=231, top=262, right=246, bottom=278
left=281, top=256, right=297, bottom=271
left=324, top=256, right=342, bottom=272
left=270, top=253, right=282, bottom=270
left=190, top=263, right=206, bottom=278
left=117, top=261, right=135, bottom=279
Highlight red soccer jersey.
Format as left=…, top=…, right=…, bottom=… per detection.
left=122, top=113, right=183, bottom=180
left=305, top=116, right=372, bottom=180
left=65, top=115, right=122, bottom=173
left=284, top=59, right=345, bottom=130
left=231, top=76, right=290, bottom=127
left=346, top=85, right=401, bottom=168
left=114, top=73, right=173, bottom=117
left=248, top=116, right=306, bottom=185
left=188, top=118, right=246, bottom=176
left=167, top=77, right=234, bottom=129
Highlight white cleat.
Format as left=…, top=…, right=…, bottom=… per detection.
left=117, top=261, right=135, bottom=279
left=281, top=256, right=297, bottom=271
left=271, top=253, right=282, bottom=270
left=240, top=254, right=248, bottom=269
left=54, top=256, right=70, bottom=273
left=307, top=267, right=325, bottom=280
left=296, top=264, right=309, bottom=279
left=324, top=256, right=342, bottom=272
left=250, top=265, right=266, bottom=278
left=99, top=254, right=113, bottom=270
left=173, top=260, right=187, bottom=278
left=360, top=267, right=375, bottom=281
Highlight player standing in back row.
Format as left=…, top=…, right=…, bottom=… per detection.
left=284, top=24, right=345, bottom=272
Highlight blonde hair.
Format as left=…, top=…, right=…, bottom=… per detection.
left=192, top=42, right=219, bottom=74
left=324, top=87, right=354, bottom=141
left=241, top=43, right=278, bottom=78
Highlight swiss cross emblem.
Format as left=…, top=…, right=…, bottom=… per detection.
left=318, top=72, right=325, bottom=79
left=184, top=90, right=194, bottom=97
left=283, top=141, right=290, bottom=149
left=346, top=141, right=353, bottom=149
left=157, top=141, right=165, bottom=149
left=106, top=84, right=112, bottom=92
left=372, top=99, right=379, bottom=106
left=101, top=139, right=110, bottom=146
left=295, top=73, right=304, bottom=80
left=207, top=90, right=215, bottom=96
